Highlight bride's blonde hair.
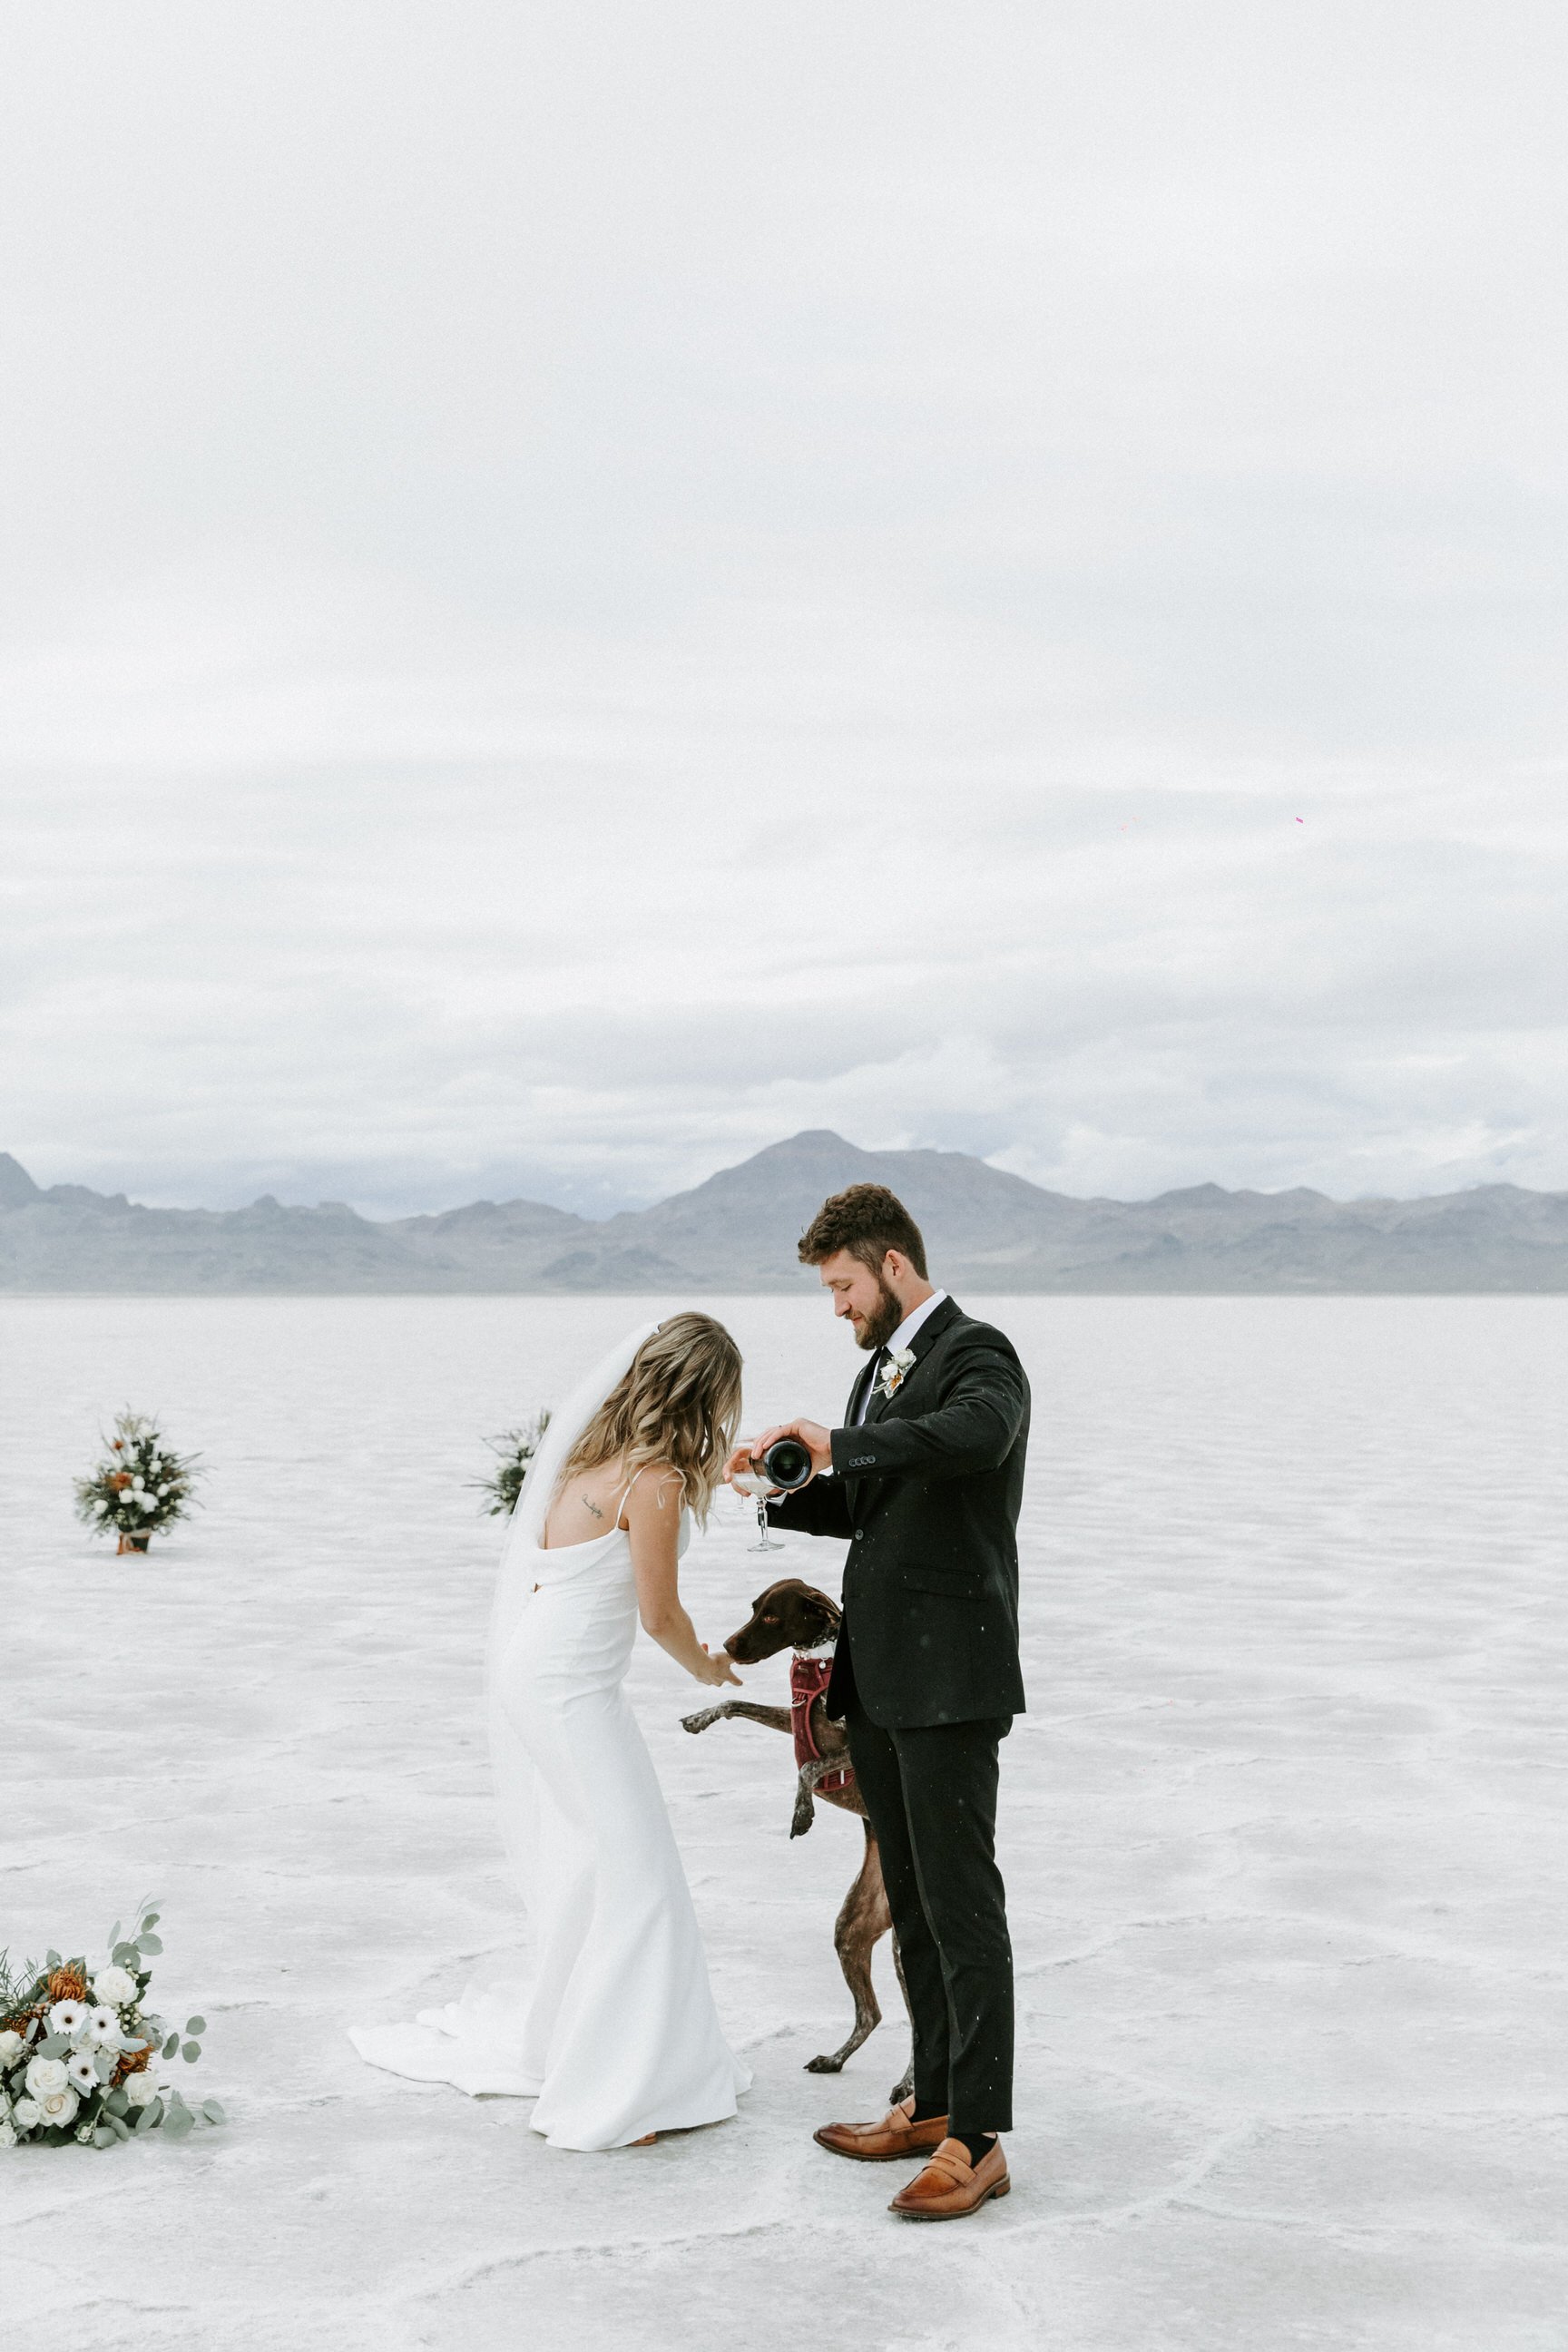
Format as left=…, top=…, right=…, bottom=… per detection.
left=558, top=1312, right=743, bottom=1527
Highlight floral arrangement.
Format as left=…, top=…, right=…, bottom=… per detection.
left=74, top=1410, right=201, bottom=1553
left=0, top=1904, right=222, bottom=2149
left=475, top=1407, right=552, bottom=1516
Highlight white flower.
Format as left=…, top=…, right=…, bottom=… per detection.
left=85, top=2005, right=122, bottom=2046
left=35, top=2084, right=80, bottom=2129
left=0, top=2119, right=17, bottom=2147
left=158, top=1485, right=172, bottom=1498
left=123, top=2072, right=160, bottom=2109
left=0, top=2029, right=22, bottom=2065
left=24, top=2056, right=68, bottom=2099
left=47, top=1999, right=88, bottom=2039
left=75, top=2119, right=96, bottom=2143
left=139, top=1493, right=157, bottom=1513
left=66, top=2052, right=98, bottom=2092
left=876, top=1345, right=917, bottom=1398
left=93, top=1965, right=138, bottom=2007
left=12, top=2097, right=40, bottom=2130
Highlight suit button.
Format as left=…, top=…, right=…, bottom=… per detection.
left=854, top=1530, right=864, bottom=1542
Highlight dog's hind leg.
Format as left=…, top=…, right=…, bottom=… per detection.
left=887, top=1932, right=914, bottom=2103
left=805, top=1824, right=887, bottom=2075
left=681, top=1700, right=793, bottom=1736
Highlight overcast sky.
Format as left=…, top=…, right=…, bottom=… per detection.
left=4, top=2, right=1565, bottom=1216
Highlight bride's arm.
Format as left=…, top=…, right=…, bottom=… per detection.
left=627, top=1470, right=740, bottom=1687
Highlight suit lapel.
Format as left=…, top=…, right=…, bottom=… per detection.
left=846, top=1352, right=880, bottom=1426
left=862, top=1295, right=962, bottom=1424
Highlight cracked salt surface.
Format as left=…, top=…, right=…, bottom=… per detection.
left=2, top=1292, right=1565, bottom=2350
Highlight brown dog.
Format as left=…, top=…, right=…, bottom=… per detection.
left=681, top=1578, right=913, bottom=2098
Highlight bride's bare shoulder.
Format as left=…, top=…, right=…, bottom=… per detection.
left=622, top=1463, right=684, bottom=1523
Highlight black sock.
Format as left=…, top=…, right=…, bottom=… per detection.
left=909, top=2099, right=946, bottom=2123
left=956, top=2131, right=996, bottom=2166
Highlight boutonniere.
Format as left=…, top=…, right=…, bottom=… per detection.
left=877, top=1345, right=917, bottom=1400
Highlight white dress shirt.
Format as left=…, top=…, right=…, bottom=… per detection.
left=853, top=1289, right=949, bottom=1423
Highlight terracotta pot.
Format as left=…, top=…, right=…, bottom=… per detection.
left=116, top=1529, right=152, bottom=1555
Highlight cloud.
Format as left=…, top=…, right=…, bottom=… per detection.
left=2, top=2, right=1565, bottom=1211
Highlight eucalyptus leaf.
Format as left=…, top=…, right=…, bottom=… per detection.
left=201, top=2099, right=226, bottom=2125
left=107, top=1921, right=122, bottom=1948
left=135, top=2099, right=162, bottom=2133
left=185, top=2016, right=206, bottom=2035
left=44, top=1949, right=61, bottom=1969
left=105, top=2088, right=129, bottom=2117
left=93, top=2051, right=114, bottom=2081
left=107, top=2112, right=132, bottom=2141
left=141, top=1913, right=161, bottom=1929
left=181, top=2042, right=200, bottom=2063
left=163, top=2034, right=179, bottom=2059
left=162, top=2106, right=192, bottom=2140
left=113, top=1942, right=140, bottom=1968
left=38, top=2034, right=69, bottom=2060
left=93, top=2127, right=116, bottom=2148
left=135, top=1934, right=162, bottom=1955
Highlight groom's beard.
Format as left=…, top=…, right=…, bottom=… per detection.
left=856, top=1278, right=905, bottom=1353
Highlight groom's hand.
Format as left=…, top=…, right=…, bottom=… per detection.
left=750, top=1419, right=833, bottom=1480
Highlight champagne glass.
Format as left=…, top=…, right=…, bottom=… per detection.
left=731, top=1466, right=785, bottom=1552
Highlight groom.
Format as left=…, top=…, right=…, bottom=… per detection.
left=734, top=1182, right=1029, bottom=2221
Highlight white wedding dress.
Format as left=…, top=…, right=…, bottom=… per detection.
left=349, top=1325, right=750, bottom=2151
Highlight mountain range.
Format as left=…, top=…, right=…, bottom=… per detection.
left=3, top=1132, right=1567, bottom=1293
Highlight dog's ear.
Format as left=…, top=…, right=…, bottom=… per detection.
left=777, top=1583, right=840, bottom=1644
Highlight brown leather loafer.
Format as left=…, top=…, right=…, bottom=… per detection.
left=814, top=2095, right=950, bottom=2162
left=888, top=2135, right=1010, bottom=2220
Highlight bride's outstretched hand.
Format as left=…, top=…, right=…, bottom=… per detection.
left=697, top=1644, right=742, bottom=1688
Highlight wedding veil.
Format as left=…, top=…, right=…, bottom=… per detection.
left=485, top=1318, right=660, bottom=1900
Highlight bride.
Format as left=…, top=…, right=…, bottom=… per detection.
left=350, top=1313, right=752, bottom=2150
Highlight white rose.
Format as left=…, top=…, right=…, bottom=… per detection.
left=12, top=2097, right=41, bottom=2130
left=139, top=1494, right=157, bottom=1513
left=24, top=2056, right=68, bottom=2099
left=36, top=2084, right=80, bottom=2129
left=0, top=2029, right=22, bottom=2064
left=123, top=2072, right=160, bottom=2109
left=93, top=1965, right=138, bottom=2007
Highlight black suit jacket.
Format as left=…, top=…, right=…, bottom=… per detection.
left=768, top=1296, right=1029, bottom=1730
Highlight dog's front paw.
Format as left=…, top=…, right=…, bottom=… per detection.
left=789, top=1796, right=816, bottom=1838
left=805, top=2053, right=844, bottom=2073
left=681, top=1708, right=720, bottom=1734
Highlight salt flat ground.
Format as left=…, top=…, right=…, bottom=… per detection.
left=2, top=1293, right=1565, bottom=2352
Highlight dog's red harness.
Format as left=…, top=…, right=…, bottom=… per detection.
left=790, top=1651, right=855, bottom=1796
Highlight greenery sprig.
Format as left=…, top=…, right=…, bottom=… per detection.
left=474, top=1408, right=552, bottom=1516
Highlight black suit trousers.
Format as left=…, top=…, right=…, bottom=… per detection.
left=845, top=1692, right=1014, bottom=2134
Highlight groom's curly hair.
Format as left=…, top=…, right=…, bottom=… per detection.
left=798, top=1184, right=929, bottom=1280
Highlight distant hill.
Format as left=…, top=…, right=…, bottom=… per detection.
left=2, top=1134, right=1566, bottom=1293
